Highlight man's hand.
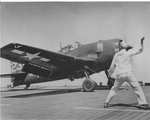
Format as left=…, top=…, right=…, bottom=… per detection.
left=138, top=37, right=145, bottom=53
left=108, top=68, right=114, bottom=77
left=141, top=37, right=145, bottom=44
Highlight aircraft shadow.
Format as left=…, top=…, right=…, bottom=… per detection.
left=95, top=86, right=110, bottom=90
left=3, top=88, right=82, bottom=98
left=0, top=87, right=50, bottom=92
left=1, top=88, right=40, bottom=92
left=109, top=103, right=138, bottom=107
left=2, top=86, right=110, bottom=98
left=109, top=103, right=150, bottom=110
left=1, top=86, right=110, bottom=92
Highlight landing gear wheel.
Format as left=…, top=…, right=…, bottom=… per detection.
left=82, top=79, right=96, bottom=92
left=107, top=78, right=115, bottom=89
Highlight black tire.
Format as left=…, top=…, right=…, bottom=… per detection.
left=107, top=78, right=115, bottom=89
left=82, top=79, right=96, bottom=92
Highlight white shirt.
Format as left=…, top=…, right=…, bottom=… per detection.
left=109, top=48, right=142, bottom=77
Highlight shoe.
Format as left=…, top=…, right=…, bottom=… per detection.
left=139, top=104, right=149, bottom=109
left=104, top=103, right=109, bottom=108
left=139, top=104, right=149, bottom=107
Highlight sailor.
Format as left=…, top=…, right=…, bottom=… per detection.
left=104, top=37, right=149, bottom=108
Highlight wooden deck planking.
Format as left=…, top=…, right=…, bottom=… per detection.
left=1, top=86, right=150, bottom=120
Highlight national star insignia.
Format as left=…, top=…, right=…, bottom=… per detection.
left=22, top=52, right=41, bottom=60
left=11, top=49, right=50, bottom=62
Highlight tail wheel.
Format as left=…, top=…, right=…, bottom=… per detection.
left=107, top=78, right=115, bottom=89
left=82, top=79, right=96, bottom=92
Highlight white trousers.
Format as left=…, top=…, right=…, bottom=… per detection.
left=105, top=72, right=147, bottom=105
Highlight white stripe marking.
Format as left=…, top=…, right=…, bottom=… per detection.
left=75, top=107, right=150, bottom=113
left=11, top=49, right=24, bottom=54
left=40, top=58, right=50, bottom=62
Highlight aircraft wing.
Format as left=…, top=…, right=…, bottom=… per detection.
left=0, top=43, right=95, bottom=77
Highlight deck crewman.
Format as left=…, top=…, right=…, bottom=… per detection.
left=104, top=37, right=149, bottom=109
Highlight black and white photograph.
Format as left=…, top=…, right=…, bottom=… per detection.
left=0, top=1, right=150, bottom=120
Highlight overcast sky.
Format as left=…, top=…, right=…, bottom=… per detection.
left=0, top=2, right=150, bottom=86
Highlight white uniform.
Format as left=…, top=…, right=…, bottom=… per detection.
left=105, top=49, right=147, bottom=105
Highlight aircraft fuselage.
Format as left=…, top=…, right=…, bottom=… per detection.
left=12, top=39, right=121, bottom=87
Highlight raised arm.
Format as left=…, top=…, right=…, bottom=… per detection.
left=130, top=37, right=145, bottom=55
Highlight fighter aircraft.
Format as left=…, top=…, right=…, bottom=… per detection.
left=0, top=39, right=122, bottom=91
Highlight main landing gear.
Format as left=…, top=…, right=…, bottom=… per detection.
left=24, top=82, right=30, bottom=90
left=82, top=70, right=97, bottom=92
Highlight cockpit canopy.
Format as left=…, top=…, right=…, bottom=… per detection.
left=58, top=42, right=82, bottom=54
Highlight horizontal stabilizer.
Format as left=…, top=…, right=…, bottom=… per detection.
left=0, top=72, right=26, bottom=78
